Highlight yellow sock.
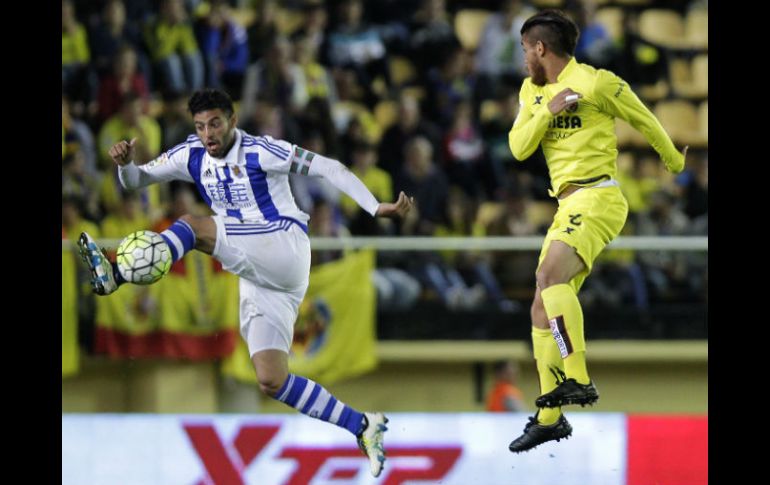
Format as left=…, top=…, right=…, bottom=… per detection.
left=532, top=327, right=562, bottom=425
left=541, top=284, right=590, bottom=384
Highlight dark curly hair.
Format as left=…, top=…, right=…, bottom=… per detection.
left=187, top=89, right=234, bottom=117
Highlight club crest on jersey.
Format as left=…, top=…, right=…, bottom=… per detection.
left=232, top=165, right=242, bottom=177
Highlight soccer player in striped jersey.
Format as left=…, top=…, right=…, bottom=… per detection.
left=79, top=89, right=413, bottom=477
left=506, top=10, right=687, bottom=453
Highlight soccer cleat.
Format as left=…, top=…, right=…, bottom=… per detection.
left=509, top=412, right=572, bottom=453
left=357, top=412, right=388, bottom=477
left=77, top=232, right=118, bottom=296
left=535, top=379, right=599, bottom=408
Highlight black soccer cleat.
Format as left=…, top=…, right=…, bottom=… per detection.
left=509, top=413, right=572, bottom=453
left=535, top=379, right=599, bottom=408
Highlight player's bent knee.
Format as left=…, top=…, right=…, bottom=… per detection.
left=178, top=214, right=216, bottom=254
left=255, top=369, right=289, bottom=397
left=258, top=380, right=283, bottom=397
left=535, top=267, right=567, bottom=291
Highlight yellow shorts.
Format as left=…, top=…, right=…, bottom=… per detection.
left=537, top=185, right=629, bottom=292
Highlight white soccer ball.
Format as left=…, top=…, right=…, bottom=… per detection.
left=116, top=230, right=172, bottom=285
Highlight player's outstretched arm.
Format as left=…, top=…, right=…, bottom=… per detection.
left=115, top=137, right=194, bottom=189
left=594, top=70, right=685, bottom=173
left=376, top=191, right=414, bottom=218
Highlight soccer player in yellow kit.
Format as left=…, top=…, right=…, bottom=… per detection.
left=507, top=10, right=687, bottom=453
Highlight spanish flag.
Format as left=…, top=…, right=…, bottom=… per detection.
left=94, top=252, right=238, bottom=360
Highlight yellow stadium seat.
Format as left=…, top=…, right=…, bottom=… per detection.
left=531, top=0, right=564, bottom=7
left=615, top=118, right=647, bottom=149
left=480, top=99, right=501, bottom=123
left=389, top=56, right=417, bottom=86
left=654, top=100, right=707, bottom=148
left=475, top=202, right=504, bottom=229
left=275, top=8, right=305, bottom=35
left=638, top=9, right=686, bottom=49
left=230, top=8, right=257, bottom=28
left=685, top=8, right=708, bottom=49
left=454, top=9, right=493, bottom=51
left=595, top=7, right=625, bottom=43
left=147, top=99, right=165, bottom=118
left=401, top=86, right=426, bottom=101
left=374, top=100, right=399, bottom=131
left=637, top=79, right=670, bottom=102
left=615, top=0, right=652, bottom=5
left=670, top=54, right=707, bottom=99
left=527, top=201, right=557, bottom=228
left=698, top=101, right=708, bottom=141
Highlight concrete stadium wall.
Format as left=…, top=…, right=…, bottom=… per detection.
left=61, top=341, right=707, bottom=414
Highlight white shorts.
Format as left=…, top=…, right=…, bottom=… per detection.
left=212, top=216, right=311, bottom=356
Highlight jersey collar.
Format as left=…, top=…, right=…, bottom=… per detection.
left=556, top=56, right=578, bottom=83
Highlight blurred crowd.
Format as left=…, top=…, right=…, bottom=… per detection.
left=63, top=0, right=708, bottom=320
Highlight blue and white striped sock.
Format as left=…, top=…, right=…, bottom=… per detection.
left=160, top=219, right=197, bottom=263
left=274, top=374, right=365, bottom=436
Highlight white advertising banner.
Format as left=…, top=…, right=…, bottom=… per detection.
left=62, top=413, right=627, bottom=485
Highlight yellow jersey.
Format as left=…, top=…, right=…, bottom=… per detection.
left=509, top=57, right=684, bottom=197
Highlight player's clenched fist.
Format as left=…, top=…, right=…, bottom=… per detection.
left=109, top=138, right=137, bottom=166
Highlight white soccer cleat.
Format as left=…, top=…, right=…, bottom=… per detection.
left=357, top=412, right=388, bottom=477
left=77, top=232, right=118, bottom=296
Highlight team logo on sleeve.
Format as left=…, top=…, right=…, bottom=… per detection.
left=290, top=147, right=316, bottom=175
left=145, top=153, right=169, bottom=169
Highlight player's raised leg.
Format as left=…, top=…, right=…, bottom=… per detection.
left=78, top=214, right=218, bottom=295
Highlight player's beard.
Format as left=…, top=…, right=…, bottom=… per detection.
left=209, top=130, right=236, bottom=158
left=529, top=60, right=547, bottom=87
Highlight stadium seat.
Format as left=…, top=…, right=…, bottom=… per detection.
left=275, top=8, right=305, bottom=35
left=637, top=79, right=670, bottom=103
left=615, top=0, right=652, bottom=6
left=475, top=202, right=504, bottom=229
left=685, top=8, right=708, bottom=50
left=374, top=100, right=399, bottom=131
left=230, top=8, right=256, bottom=28
left=615, top=118, right=648, bottom=149
left=698, top=100, right=708, bottom=141
left=669, top=54, right=708, bottom=99
left=594, top=7, right=625, bottom=43
left=654, top=100, right=707, bottom=148
left=480, top=99, right=501, bottom=123
left=531, top=0, right=564, bottom=7
left=454, top=9, right=493, bottom=51
left=147, top=99, right=165, bottom=118
left=389, top=56, right=417, bottom=87
left=401, top=86, right=426, bottom=101
left=638, top=9, right=686, bottom=49
left=527, top=201, right=557, bottom=228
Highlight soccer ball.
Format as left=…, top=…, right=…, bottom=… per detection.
left=116, top=230, right=172, bottom=285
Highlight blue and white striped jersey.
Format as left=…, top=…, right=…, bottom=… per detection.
left=119, top=129, right=381, bottom=229
left=120, top=129, right=342, bottom=229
